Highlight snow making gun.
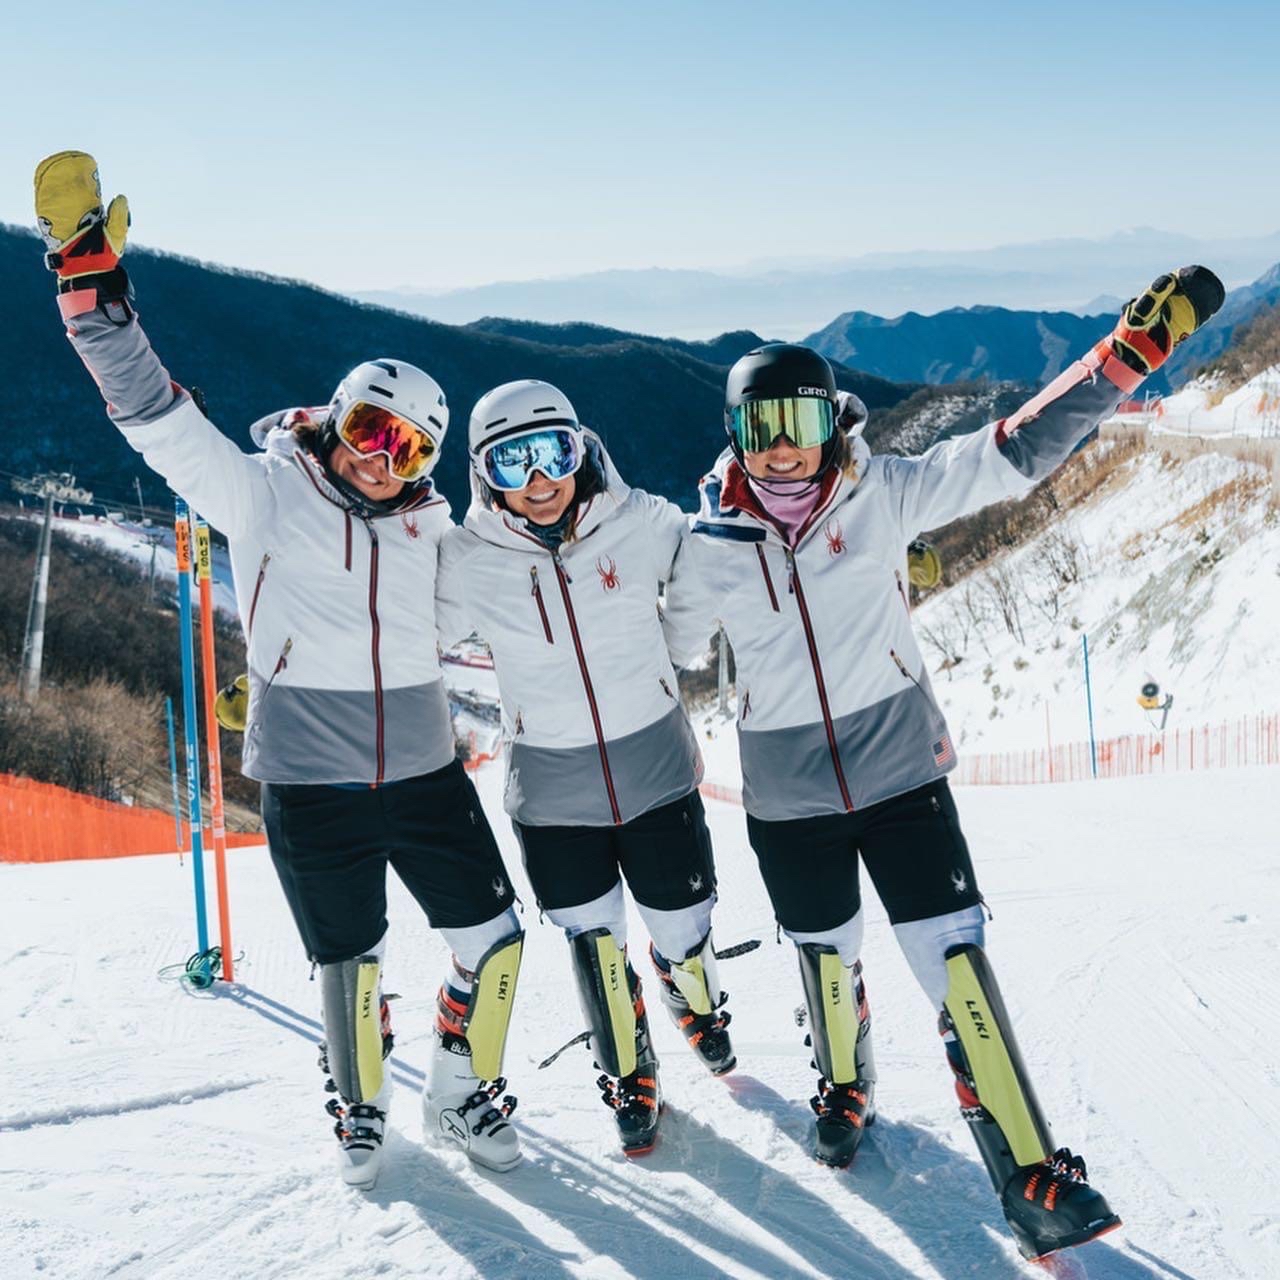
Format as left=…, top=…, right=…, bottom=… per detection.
left=1138, top=680, right=1174, bottom=731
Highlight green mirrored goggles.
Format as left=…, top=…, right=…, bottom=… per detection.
left=729, top=396, right=835, bottom=453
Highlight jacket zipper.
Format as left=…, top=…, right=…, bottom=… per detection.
left=755, top=544, right=780, bottom=612
left=344, top=511, right=353, bottom=572
left=552, top=552, right=622, bottom=825
left=530, top=566, right=554, bottom=643
left=785, top=547, right=853, bottom=812
left=894, top=569, right=911, bottom=616
left=247, top=553, right=271, bottom=637
left=363, top=519, right=386, bottom=785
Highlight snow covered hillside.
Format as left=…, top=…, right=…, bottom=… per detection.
left=900, top=441, right=1279, bottom=755
left=1138, top=364, right=1280, bottom=439
left=16, top=511, right=238, bottom=618
left=2, top=764, right=1275, bottom=1279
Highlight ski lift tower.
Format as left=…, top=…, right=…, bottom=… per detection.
left=13, top=471, right=94, bottom=701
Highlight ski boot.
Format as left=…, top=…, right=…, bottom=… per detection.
left=650, top=935, right=736, bottom=1076
left=423, top=937, right=525, bottom=1172
left=318, top=993, right=394, bottom=1190
left=797, top=943, right=877, bottom=1168
left=571, top=928, right=663, bottom=1156
left=943, top=943, right=1121, bottom=1260
left=317, top=949, right=396, bottom=1190
left=423, top=1029, right=520, bottom=1172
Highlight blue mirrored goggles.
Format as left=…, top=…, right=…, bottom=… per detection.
left=480, top=428, right=583, bottom=492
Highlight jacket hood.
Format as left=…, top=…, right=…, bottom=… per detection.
left=463, top=429, right=630, bottom=551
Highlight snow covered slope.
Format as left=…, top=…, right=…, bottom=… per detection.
left=3, top=763, right=1276, bottom=1280
left=19, top=511, right=239, bottom=618
left=906, top=444, right=1280, bottom=754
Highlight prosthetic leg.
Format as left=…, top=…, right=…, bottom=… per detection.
left=943, top=944, right=1121, bottom=1261
left=424, top=931, right=524, bottom=1172
left=318, top=948, right=395, bottom=1190
left=797, top=942, right=877, bottom=1167
left=650, top=931, right=736, bottom=1076
left=571, top=928, right=661, bottom=1155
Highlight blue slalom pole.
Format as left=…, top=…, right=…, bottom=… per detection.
left=174, top=498, right=210, bottom=959
left=164, top=695, right=184, bottom=859
left=1082, top=633, right=1098, bottom=779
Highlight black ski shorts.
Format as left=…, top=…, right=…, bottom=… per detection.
left=262, top=759, right=515, bottom=965
left=746, top=779, right=982, bottom=933
left=514, top=790, right=716, bottom=914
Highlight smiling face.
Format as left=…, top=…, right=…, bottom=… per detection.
left=503, top=470, right=578, bottom=525
left=328, top=440, right=406, bottom=502
left=741, top=434, right=824, bottom=482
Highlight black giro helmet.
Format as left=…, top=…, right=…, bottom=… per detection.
left=724, top=343, right=837, bottom=429
left=724, top=344, right=842, bottom=483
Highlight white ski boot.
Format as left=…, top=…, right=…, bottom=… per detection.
left=327, top=1079, right=392, bottom=1190
left=422, top=1031, right=520, bottom=1172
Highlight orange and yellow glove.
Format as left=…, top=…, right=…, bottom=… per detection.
left=1110, top=265, right=1225, bottom=377
left=34, top=151, right=130, bottom=305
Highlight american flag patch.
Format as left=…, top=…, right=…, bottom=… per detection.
left=932, top=735, right=955, bottom=767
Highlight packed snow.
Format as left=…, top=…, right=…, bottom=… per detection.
left=3, top=761, right=1276, bottom=1280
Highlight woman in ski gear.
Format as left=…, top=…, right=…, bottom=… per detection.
left=663, top=266, right=1224, bottom=1260
left=436, top=379, right=738, bottom=1155
left=34, top=152, right=526, bottom=1188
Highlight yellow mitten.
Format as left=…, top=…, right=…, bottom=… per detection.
left=214, top=674, right=250, bottom=734
left=34, top=151, right=130, bottom=280
left=907, top=540, right=942, bottom=590
left=1110, top=265, right=1224, bottom=376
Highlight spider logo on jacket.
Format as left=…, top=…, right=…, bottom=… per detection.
left=402, top=513, right=420, bottom=539
left=596, top=556, right=621, bottom=591
left=824, top=520, right=846, bottom=557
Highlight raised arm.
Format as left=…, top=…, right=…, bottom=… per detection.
left=35, top=152, right=276, bottom=539
left=881, top=267, right=1224, bottom=542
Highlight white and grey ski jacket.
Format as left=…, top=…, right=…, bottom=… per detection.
left=436, top=438, right=702, bottom=827
left=663, top=343, right=1145, bottom=821
left=61, top=304, right=456, bottom=785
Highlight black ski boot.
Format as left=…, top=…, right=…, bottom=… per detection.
left=944, top=1032, right=1120, bottom=1260
left=972, top=1119, right=1121, bottom=1260
left=811, top=1076, right=876, bottom=1167
left=650, top=941, right=736, bottom=1076
left=597, top=974, right=662, bottom=1155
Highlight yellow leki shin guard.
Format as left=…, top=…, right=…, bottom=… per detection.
left=320, top=952, right=388, bottom=1104
left=943, top=943, right=1053, bottom=1168
left=571, top=928, right=638, bottom=1078
left=943, top=944, right=1121, bottom=1260
left=457, top=933, right=524, bottom=1082
left=797, top=943, right=876, bottom=1166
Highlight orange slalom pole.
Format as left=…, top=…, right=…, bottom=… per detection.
left=195, top=518, right=235, bottom=982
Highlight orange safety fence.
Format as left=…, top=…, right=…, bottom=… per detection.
left=698, top=710, right=1280, bottom=807
left=1, top=774, right=264, bottom=863
left=953, top=711, right=1280, bottom=786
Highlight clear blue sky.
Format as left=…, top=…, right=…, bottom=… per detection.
left=3, top=0, right=1275, bottom=291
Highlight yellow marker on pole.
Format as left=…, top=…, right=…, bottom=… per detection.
left=195, top=518, right=235, bottom=982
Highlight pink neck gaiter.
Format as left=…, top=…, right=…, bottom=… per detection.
left=747, top=478, right=822, bottom=546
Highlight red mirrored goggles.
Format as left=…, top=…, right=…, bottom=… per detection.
left=336, top=401, right=437, bottom=482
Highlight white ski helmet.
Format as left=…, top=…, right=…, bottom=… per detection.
left=329, top=358, right=449, bottom=472
left=468, top=379, right=582, bottom=462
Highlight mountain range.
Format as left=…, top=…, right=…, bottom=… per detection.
left=357, top=228, right=1280, bottom=340
left=0, top=226, right=909, bottom=515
